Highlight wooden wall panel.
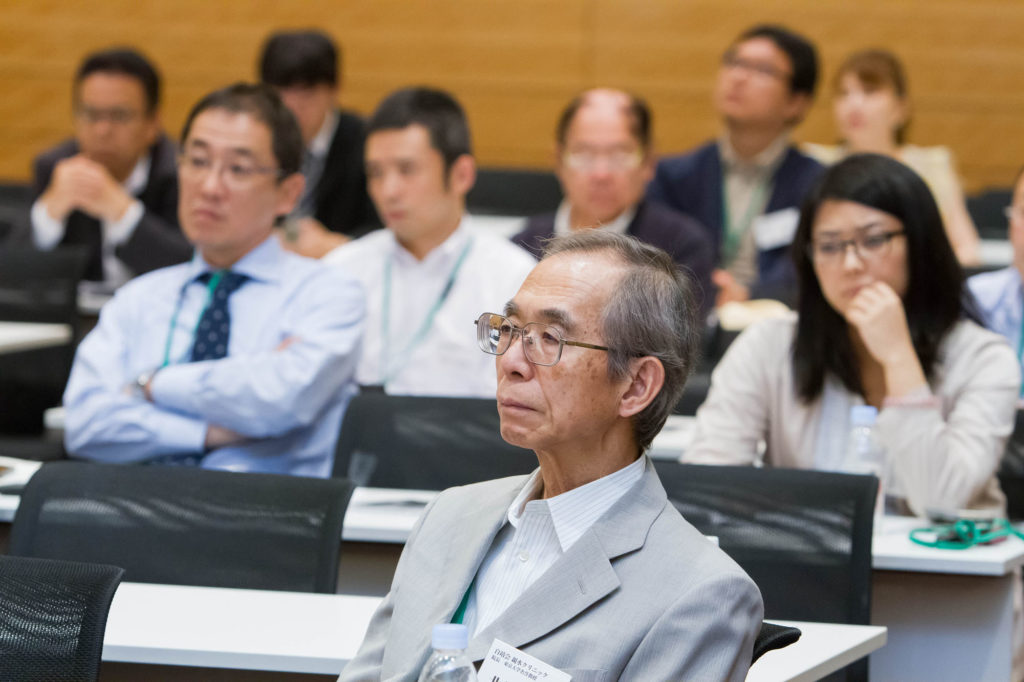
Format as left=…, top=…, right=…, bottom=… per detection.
left=1, top=0, right=1022, bottom=190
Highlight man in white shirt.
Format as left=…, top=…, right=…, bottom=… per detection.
left=324, top=87, right=536, bottom=398
left=29, top=47, right=191, bottom=290
left=340, top=230, right=762, bottom=681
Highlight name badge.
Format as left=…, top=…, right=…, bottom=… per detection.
left=478, top=639, right=572, bottom=682
left=753, top=207, right=799, bottom=251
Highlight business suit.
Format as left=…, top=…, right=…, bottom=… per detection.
left=309, top=110, right=379, bottom=238
left=647, top=140, right=823, bottom=300
left=31, top=134, right=192, bottom=282
left=339, top=459, right=763, bottom=682
left=513, top=199, right=716, bottom=315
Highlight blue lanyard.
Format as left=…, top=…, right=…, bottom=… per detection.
left=161, top=270, right=225, bottom=367
left=379, top=238, right=473, bottom=386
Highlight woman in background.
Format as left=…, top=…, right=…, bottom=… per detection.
left=805, top=49, right=980, bottom=264
left=685, top=154, right=1017, bottom=517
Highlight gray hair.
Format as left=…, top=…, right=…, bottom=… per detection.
left=542, top=231, right=700, bottom=451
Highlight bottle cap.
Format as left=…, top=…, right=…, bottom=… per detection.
left=850, top=405, right=878, bottom=426
left=432, top=623, right=469, bottom=650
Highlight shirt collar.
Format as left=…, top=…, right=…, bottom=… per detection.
left=309, top=109, right=339, bottom=158
left=390, top=215, right=472, bottom=267
left=553, top=200, right=637, bottom=237
left=506, top=455, right=647, bottom=552
left=718, top=131, right=790, bottom=173
left=123, top=153, right=152, bottom=195
left=187, top=234, right=287, bottom=284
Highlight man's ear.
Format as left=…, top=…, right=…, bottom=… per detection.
left=619, top=356, right=665, bottom=419
left=448, top=154, right=476, bottom=196
left=783, top=92, right=812, bottom=127
left=275, top=172, right=306, bottom=217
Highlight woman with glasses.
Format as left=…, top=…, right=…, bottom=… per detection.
left=686, top=154, right=1018, bottom=517
left=804, top=49, right=980, bottom=265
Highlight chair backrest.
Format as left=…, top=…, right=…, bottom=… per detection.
left=0, top=246, right=88, bottom=328
left=333, top=393, right=538, bottom=489
left=998, top=408, right=1024, bottom=520
left=466, top=167, right=562, bottom=216
left=10, top=461, right=353, bottom=593
left=752, top=621, right=802, bottom=663
left=966, top=187, right=1012, bottom=239
left=0, top=555, right=124, bottom=682
left=653, top=462, right=877, bottom=625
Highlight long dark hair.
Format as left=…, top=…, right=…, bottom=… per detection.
left=791, top=153, right=964, bottom=401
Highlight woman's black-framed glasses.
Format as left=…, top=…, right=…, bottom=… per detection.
left=474, top=312, right=609, bottom=367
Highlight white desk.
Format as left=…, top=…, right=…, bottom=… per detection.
left=0, top=321, right=71, bottom=354
left=102, top=582, right=884, bottom=681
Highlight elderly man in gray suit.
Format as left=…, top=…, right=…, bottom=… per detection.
left=339, top=230, right=763, bottom=681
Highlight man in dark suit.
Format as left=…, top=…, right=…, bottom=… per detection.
left=647, top=25, right=824, bottom=305
left=30, top=48, right=191, bottom=289
left=513, top=89, right=714, bottom=314
left=260, top=29, right=379, bottom=258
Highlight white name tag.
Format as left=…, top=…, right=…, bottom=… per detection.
left=753, top=207, right=800, bottom=251
left=478, top=639, right=572, bottom=682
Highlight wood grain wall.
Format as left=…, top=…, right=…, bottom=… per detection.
left=2, top=0, right=1022, bottom=191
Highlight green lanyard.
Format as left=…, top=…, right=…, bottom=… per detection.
left=161, top=270, right=225, bottom=368
left=379, top=238, right=473, bottom=386
left=721, top=173, right=770, bottom=266
left=451, top=578, right=474, bottom=625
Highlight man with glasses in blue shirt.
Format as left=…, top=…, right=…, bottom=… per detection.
left=63, top=83, right=364, bottom=477
left=28, top=47, right=191, bottom=290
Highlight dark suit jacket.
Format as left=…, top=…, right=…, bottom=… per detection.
left=310, top=110, right=380, bottom=238
left=647, top=140, right=824, bottom=300
left=31, top=134, right=192, bottom=282
left=513, top=200, right=715, bottom=315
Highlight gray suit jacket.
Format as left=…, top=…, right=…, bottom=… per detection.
left=339, top=459, right=763, bottom=682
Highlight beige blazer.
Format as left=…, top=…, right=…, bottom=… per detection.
left=338, top=459, right=763, bottom=682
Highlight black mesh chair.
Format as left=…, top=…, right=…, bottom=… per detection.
left=966, top=187, right=1012, bottom=240
left=9, top=461, right=353, bottom=593
left=654, top=462, right=876, bottom=681
left=0, top=555, right=124, bottom=682
left=0, top=246, right=88, bottom=438
left=752, top=621, right=802, bottom=663
left=333, top=393, right=538, bottom=489
left=998, top=408, right=1024, bottom=520
left=466, top=167, right=562, bottom=216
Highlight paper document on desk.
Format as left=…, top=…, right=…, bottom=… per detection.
left=0, top=456, right=43, bottom=493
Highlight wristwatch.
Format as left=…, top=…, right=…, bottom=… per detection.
left=133, top=368, right=159, bottom=401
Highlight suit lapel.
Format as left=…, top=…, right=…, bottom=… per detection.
left=465, top=460, right=667, bottom=661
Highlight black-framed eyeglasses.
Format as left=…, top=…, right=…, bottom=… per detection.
left=807, top=230, right=905, bottom=266
left=720, top=51, right=792, bottom=82
left=474, top=312, right=609, bottom=367
left=177, top=151, right=285, bottom=189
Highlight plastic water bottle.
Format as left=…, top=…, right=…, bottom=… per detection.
left=843, top=405, right=886, bottom=518
left=417, top=624, right=478, bottom=682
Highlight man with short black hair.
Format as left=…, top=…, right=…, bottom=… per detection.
left=324, top=86, right=536, bottom=398
left=514, top=88, right=714, bottom=314
left=63, top=83, right=364, bottom=477
left=340, top=230, right=762, bottom=680
left=648, top=24, right=824, bottom=305
left=260, top=29, right=378, bottom=257
left=30, top=47, right=191, bottom=289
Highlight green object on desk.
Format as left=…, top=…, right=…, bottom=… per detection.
left=909, top=518, right=1024, bottom=550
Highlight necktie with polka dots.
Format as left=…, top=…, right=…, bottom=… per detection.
left=189, top=271, right=248, bottom=362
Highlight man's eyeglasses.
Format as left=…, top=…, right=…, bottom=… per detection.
left=563, top=148, right=643, bottom=172
left=75, top=106, right=143, bottom=126
left=474, top=312, right=609, bottom=367
left=807, top=230, right=905, bottom=266
left=178, top=152, right=284, bottom=189
left=720, top=52, right=792, bottom=82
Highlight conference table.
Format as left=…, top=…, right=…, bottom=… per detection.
left=99, top=581, right=886, bottom=681
left=0, top=321, right=71, bottom=355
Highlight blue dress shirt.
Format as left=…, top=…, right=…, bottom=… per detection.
left=968, top=266, right=1024, bottom=378
left=63, top=236, right=365, bottom=477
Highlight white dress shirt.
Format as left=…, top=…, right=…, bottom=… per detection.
left=323, top=216, right=537, bottom=397
left=31, top=154, right=150, bottom=291
left=552, top=199, right=636, bottom=236
left=464, top=455, right=647, bottom=635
